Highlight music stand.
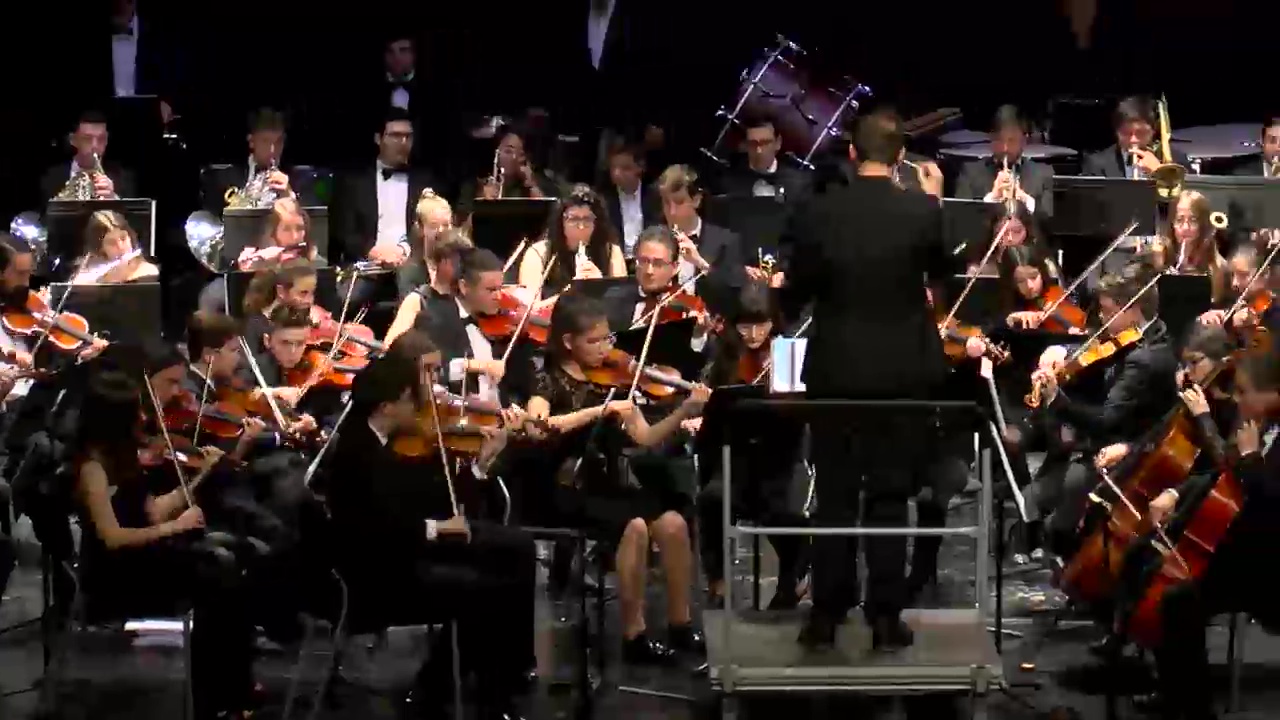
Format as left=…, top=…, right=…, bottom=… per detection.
left=45, top=199, right=156, bottom=279
left=1049, top=177, right=1158, bottom=238
left=471, top=199, right=555, bottom=260
left=568, top=277, right=632, bottom=299
left=703, top=195, right=790, bottom=262
left=224, top=266, right=341, bottom=319
left=768, top=336, right=807, bottom=393
left=612, top=317, right=700, bottom=379
left=1157, top=273, right=1212, bottom=340
left=942, top=199, right=1003, bottom=257
left=46, top=281, right=162, bottom=346
left=1182, top=176, right=1280, bottom=230
left=223, top=206, right=330, bottom=268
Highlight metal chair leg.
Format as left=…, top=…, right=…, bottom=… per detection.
left=183, top=611, right=194, bottom=720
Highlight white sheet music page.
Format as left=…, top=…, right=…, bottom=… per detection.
left=769, top=337, right=807, bottom=393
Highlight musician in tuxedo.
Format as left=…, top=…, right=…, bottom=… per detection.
left=954, top=105, right=1054, bottom=220
left=716, top=116, right=811, bottom=201
left=656, top=165, right=746, bottom=315
left=326, top=349, right=534, bottom=720
left=1080, top=95, right=1191, bottom=178
left=40, top=110, right=137, bottom=200
left=331, top=108, right=436, bottom=306
left=1231, top=115, right=1280, bottom=178
left=200, top=107, right=307, bottom=214
left=780, top=109, right=951, bottom=651
left=599, top=142, right=662, bottom=257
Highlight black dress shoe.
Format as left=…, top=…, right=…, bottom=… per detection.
left=621, top=633, right=677, bottom=665
left=870, top=616, right=914, bottom=651
left=797, top=612, right=837, bottom=650
left=668, top=623, right=705, bottom=653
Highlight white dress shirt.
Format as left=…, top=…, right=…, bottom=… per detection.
left=389, top=72, right=413, bottom=110
left=587, top=0, right=617, bottom=70
left=375, top=160, right=411, bottom=254
left=677, top=217, right=704, bottom=286
left=617, top=188, right=645, bottom=254
left=982, top=160, right=1036, bottom=213
left=751, top=160, right=782, bottom=197
left=111, top=15, right=139, bottom=98
left=0, top=326, right=33, bottom=405
left=447, top=298, right=498, bottom=402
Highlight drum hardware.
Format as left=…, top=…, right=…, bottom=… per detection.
left=701, top=34, right=802, bottom=167
left=791, top=80, right=872, bottom=170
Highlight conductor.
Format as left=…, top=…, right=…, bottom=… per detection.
left=780, top=109, right=952, bottom=651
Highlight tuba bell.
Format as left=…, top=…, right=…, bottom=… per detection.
left=183, top=210, right=225, bottom=272
left=1147, top=96, right=1187, bottom=200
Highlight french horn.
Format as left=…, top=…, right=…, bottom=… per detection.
left=183, top=210, right=225, bottom=272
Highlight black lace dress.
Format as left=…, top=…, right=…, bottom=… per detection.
left=533, top=364, right=661, bottom=543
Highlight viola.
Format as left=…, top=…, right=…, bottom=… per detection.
left=1025, top=325, right=1143, bottom=408
left=938, top=318, right=1010, bottom=365
left=2, top=290, right=102, bottom=352
left=1032, top=285, right=1088, bottom=333
left=582, top=347, right=694, bottom=399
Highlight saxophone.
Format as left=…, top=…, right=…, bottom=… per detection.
left=54, top=153, right=104, bottom=200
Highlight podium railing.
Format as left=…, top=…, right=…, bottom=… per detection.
left=717, top=398, right=1004, bottom=693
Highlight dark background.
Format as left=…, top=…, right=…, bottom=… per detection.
left=0, top=0, right=1263, bottom=222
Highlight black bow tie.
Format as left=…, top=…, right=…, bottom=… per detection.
left=381, top=166, right=407, bottom=181
left=462, top=315, right=478, bottom=327
left=686, top=232, right=700, bottom=243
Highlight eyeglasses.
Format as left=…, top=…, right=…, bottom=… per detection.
left=634, top=257, right=673, bottom=269
left=564, top=215, right=595, bottom=228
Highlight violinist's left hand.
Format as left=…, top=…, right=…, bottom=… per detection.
left=1232, top=308, right=1257, bottom=330
left=1236, top=419, right=1261, bottom=456
left=691, top=309, right=714, bottom=336
left=289, top=413, right=317, bottom=435
left=1006, top=311, right=1042, bottom=329
left=681, top=383, right=712, bottom=413
left=1179, top=384, right=1211, bottom=417
left=197, top=446, right=226, bottom=472
left=964, top=336, right=986, bottom=358
left=77, top=337, right=109, bottom=363
left=681, top=416, right=703, bottom=435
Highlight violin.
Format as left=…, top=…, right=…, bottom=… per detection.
left=283, top=349, right=368, bottom=389
left=391, top=389, right=554, bottom=458
left=938, top=318, right=1010, bottom=365
left=1025, top=325, right=1144, bottom=408
left=736, top=346, right=769, bottom=385
left=582, top=347, right=694, bottom=399
left=635, top=285, right=708, bottom=328
left=310, top=306, right=383, bottom=356
left=1032, top=285, right=1088, bottom=333
left=2, top=290, right=101, bottom=352
left=473, top=287, right=553, bottom=344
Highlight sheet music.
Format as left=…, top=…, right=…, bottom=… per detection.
left=769, top=337, right=807, bottom=393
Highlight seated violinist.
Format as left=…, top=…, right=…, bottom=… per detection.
left=236, top=305, right=323, bottom=437
left=240, top=259, right=317, bottom=353
left=185, top=311, right=271, bottom=445
left=1030, top=265, right=1178, bottom=559
left=690, top=281, right=810, bottom=609
left=1136, top=344, right=1280, bottom=720
left=601, top=226, right=716, bottom=352
left=1197, top=244, right=1277, bottom=337
left=0, top=233, right=108, bottom=370
left=1002, top=244, right=1085, bottom=334
left=528, top=292, right=710, bottom=664
left=967, top=202, right=1053, bottom=277
left=384, top=228, right=473, bottom=348
left=517, top=185, right=627, bottom=296
left=326, top=349, right=536, bottom=720
left=69, top=210, right=160, bottom=284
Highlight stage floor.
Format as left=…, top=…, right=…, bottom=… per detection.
left=4, top=482, right=1280, bottom=719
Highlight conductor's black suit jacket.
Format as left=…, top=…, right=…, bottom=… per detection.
left=780, top=175, right=955, bottom=398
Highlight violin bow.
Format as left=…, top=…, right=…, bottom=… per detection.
left=237, top=336, right=291, bottom=432
left=27, top=281, right=82, bottom=359
left=425, top=380, right=462, bottom=517
left=937, top=217, right=1016, bottom=330
left=1221, top=237, right=1280, bottom=324
left=501, top=254, right=558, bottom=365
left=503, top=236, right=531, bottom=275
left=630, top=271, right=707, bottom=330
left=748, top=315, right=813, bottom=386
left=191, top=359, right=216, bottom=446
left=627, top=294, right=666, bottom=400
left=1040, top=220, right=1141, bottom=321
left=1065, top=270, right=1165, bottom=364
left=142, top=373, right=195, bottom=507
left=1095, top=469, right=1191, bottom=574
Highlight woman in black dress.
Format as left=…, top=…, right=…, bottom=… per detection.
left=527, top=292, right=710, bottom=663
left=70, top=369, right=257, bottom=719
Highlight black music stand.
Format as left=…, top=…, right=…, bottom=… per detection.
left=703, top=195, right=791, bottom=263
left=1182, top=176, right=1280, bottom=230
left=1158, top=273, right=1212, bottom=340
left=942, top=199, right=1003, bottom=258
left=1049, top=177, right=1158, bottom=238
left=223, top=206, right=331, bottom=267
left=471, top=198, right=556, bottom=260
left=568, top=277, right=632, bottom=299
left=941, top=275, right=1004, bottom=327
left=46, top=281, right=162, bottom=347
left=612, top=317, right=700, bottom=379
left=45, top=199, right=156, bottom=278
left=224, top=266, right=341, bottom=319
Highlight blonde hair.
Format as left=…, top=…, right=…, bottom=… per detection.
left=258, top=197, right=311, bottom=250
left=414, top=188, right=452, bottom=225
left=656, top=164, right=702, bottom=197
left=1160, top=190, right=1227, bottom=302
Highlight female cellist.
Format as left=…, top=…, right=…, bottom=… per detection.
left=527, top=291, right=710, bottom=664
left=69, top=368, right=258, bottom=719
left=1136, top=346, right=1280, bottom=720
left=69, top=210, right=160, bottom=284
left=383, top=228, right=473, bottom=347
left=690, top=281, right=809, bottom=610
left=517, top=184, right=627, bottom=295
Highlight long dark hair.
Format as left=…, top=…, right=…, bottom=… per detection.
left=72, top=369, right=145, bottom=487
left=542, top=184, right=619, bottom=291
left=997, top=243, right=1057, bottom=311
left=706, top=281, right=779, bottom=386
left=547, top=291, right=608, bottom=365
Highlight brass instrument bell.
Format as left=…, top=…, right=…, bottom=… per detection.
left=9, top=211, right=49, bottom=266
left=183, top=210, right=225, bottom=272
left=1148, top=96, right=1187, bottom=200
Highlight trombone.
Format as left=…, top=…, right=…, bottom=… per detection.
left=1138, top=95, right=1187, bottom=200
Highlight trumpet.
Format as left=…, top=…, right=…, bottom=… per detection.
left=486, top=146, right=505, bottom=199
